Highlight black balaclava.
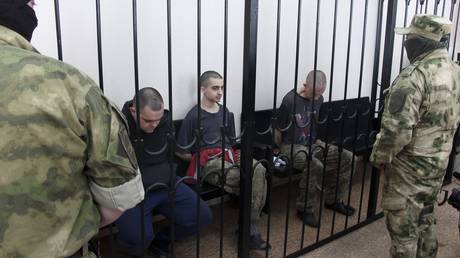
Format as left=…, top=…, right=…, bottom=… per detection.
left=403, top=34, right=449, bottom=63
left=0, top=0, right=38, bottom=41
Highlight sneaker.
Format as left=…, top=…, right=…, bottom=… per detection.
left=325, top=201, right=356, bottom=216
left=297, top=211, right=319, bottom=228
left=249, top=233, right=271, bottom=250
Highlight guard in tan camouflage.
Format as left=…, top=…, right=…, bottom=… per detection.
left=370, top=14, right=460, bottom=258
left=0, top=1, right=144, bottom=258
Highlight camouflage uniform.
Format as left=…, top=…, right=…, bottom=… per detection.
left=370, top=15, right=460, bottom=258
left=0, top=25, right=144, bottom=258
left=202, top=158, right=267, bottom=222
left=280, top=140, right=353, bottom=213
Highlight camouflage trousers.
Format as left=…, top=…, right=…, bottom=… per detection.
left=382, top=158, right=443, bottom=258
left=280, top=141, right=353, bottom=213
left=202, top=157, right=267, bottom=222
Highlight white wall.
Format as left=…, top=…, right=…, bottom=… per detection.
left=32, top=0, right=245, bottom=122
left=31, top=0, right=460, bottom=132
left=255, top=0, right=380, bottom=111
left=379, top=0, right=460, bottom=99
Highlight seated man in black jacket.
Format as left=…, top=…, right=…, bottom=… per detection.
left=116, top=87, right=212, bottom=258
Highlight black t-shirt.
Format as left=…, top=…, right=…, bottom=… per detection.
left=122, top=101, right=174, bottom=187
left=277, top=89, right=323, bottom=145
left=177, top=104, right=235, bottom=154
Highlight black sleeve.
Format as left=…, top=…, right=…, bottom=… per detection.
left=176, top=111, right=195, bottom=154
left=228, top=112, right=236, bottom=145
left=276, top=103, right=290, bottom=130
left=454, top=126, right=460, bottom=149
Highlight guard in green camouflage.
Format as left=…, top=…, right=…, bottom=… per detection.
left=370, top=14, right=460, bottom=258
left=0, top=1, right=145, bottom=258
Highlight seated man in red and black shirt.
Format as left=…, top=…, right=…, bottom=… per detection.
left=175, top=71, right=269, bottom=250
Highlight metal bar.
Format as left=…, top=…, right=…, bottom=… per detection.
left=416, top=0, right=420, bottom=13
left=426, top=0, right=429, bottom=13
left=195, top=1, right=202, bottom=256
left=447, top=2, right=455, bottom=54
left=167, top=0, right=173, bottom=122
left=108, top=224, right=117, bottom=258
left=272, top=0, right=282, bottom=111
left=443, top=0, right=447, bottom=16
left=399, top=1, right=410, bottom=72
left=368, top=0, right=398, bottom=219
left=283, top=0, right=302, bottom=255
left=335, top=0, right=355, bottom=231
left=95, top=0, right=104, bottom=92
left=304, top=0, right=322, bottom=244
left=345, top=0, right=369, bottom=230
left=219, top=1, right=229, bottom=257
left=239, top=0, right=259, bottom=257
left=167, top=155, right=176, bottom=257
left=370, top=0, right=384, bottom=133
left=435, top=0, right=441, bottom=14
left=53, top=0, right=63, bottom=61
left=285, top=213, right=384, bottom=258
left=267, top=0, right=282, bottom=255
left=131, top=1, right=144, bottom=257
left=451, top=1, right=460, bottom=60
left=165, top=5, right=177, bottom=256
left=164, top=3, right=176, bottom=255
left=323, top=0, right=339, bottom=237
left=444, top=126, right=459, bottom=185
left=450, top=0, right=456, bottom=21
left=361, top=0, right=384, bottom=223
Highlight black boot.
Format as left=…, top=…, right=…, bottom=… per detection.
left=325, top=201, right=356, bottom=216
left=249, top=233, right=271, bottom=251
left=297, top=211, right=319, bottom=227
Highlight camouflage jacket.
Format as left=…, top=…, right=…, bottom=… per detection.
left=371, top=48, right=460, bottom=178
left=0, top=26, right=144, bottom=258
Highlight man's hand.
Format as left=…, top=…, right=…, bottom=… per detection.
left=99, top=206, right=123, bottom=227
left=175, top=152, right=192, bottom=162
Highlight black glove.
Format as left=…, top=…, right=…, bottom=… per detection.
left=448, top=188, right=460, bottom=210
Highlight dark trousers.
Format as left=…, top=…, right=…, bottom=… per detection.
left=115, top=179, right=213, bottom=256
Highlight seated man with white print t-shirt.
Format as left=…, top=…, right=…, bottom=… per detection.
left=275, top=70, right=356, bottom=228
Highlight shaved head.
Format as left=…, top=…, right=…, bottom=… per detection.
left=299, top=70, right=327, bottom=100
left=305, top=70, right=327, bottom=92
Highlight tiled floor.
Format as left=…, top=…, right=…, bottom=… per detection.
left=170, top=160, right=380, bottom=258
left=305, top=182, right=460, bottom=258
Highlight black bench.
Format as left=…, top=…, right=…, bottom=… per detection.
left=252, top=97, right=377, bottom=177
